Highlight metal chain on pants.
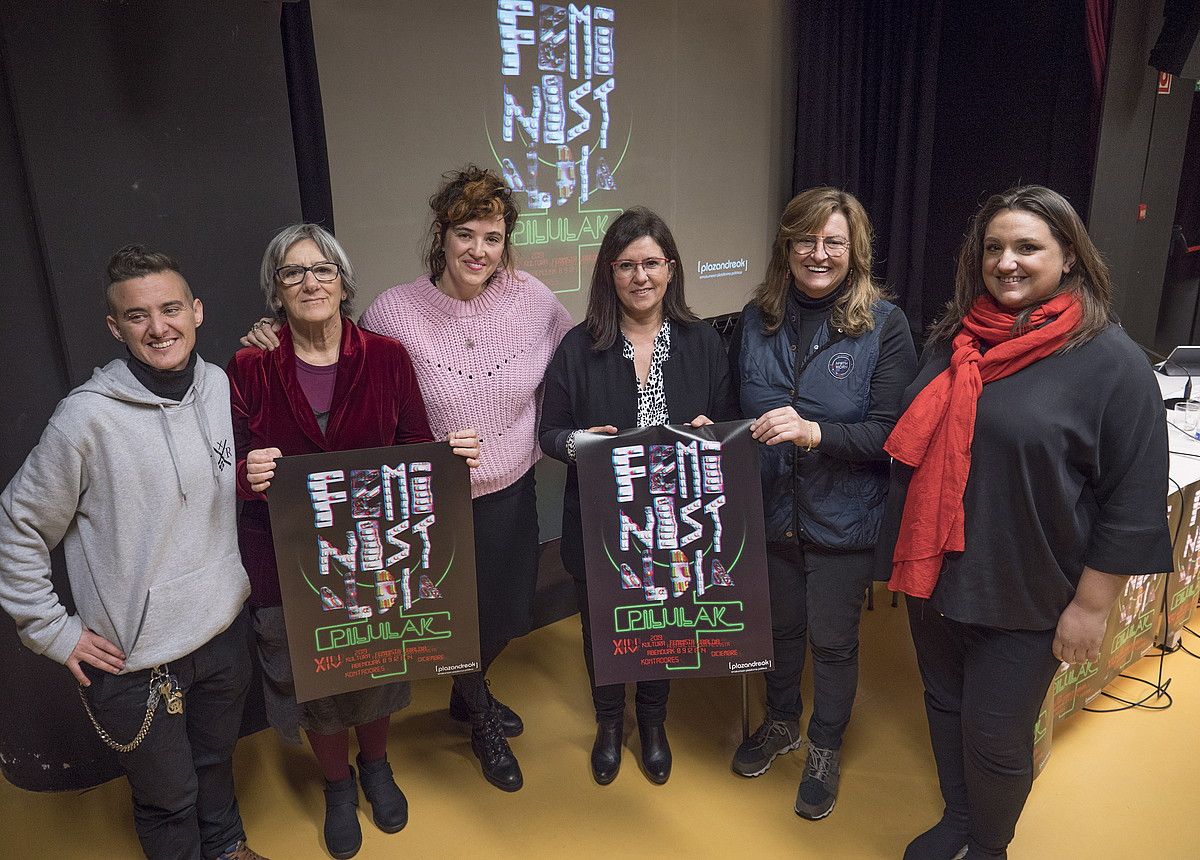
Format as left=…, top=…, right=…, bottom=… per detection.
left=77, top=666, right=170, bottom=753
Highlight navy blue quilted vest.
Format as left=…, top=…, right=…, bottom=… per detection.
left=738, top=300, right=893, bottom=548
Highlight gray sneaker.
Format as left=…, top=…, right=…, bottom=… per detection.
left=731, top=718, right=802, bottom=777
left=794, top=745, right=840, bottom=820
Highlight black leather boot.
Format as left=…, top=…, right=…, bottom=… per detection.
left=322, top=769, right=362, bottom=859
left=470, top=710, right=524, bottom=791
left=638, top=721, right=672, bottom=785
left=356, top=755, right=408, bottom=833
left=591, top=719, right=623, bottom=785
left=903, top=814, right=970, bottom=859
left=450, top=680, right=524, bottom=737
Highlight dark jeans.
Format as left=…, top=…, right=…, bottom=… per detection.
left=572, top=574, right=669, bottom=724
left=762, top=541, right=874, bottom=749
left=906, top=597, right=1060, bottom=858
left=451, top=470, right=539, bottom=713
left=82, top=608, right=252, bottom=860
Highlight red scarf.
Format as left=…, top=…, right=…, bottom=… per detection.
left=884, top=292, right=1083, bottom=597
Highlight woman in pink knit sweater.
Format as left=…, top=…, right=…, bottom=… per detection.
left=243, top=167, right=572, bottom=793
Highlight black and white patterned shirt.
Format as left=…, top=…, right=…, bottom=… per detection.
left=622, top=319, right=671, bottom=427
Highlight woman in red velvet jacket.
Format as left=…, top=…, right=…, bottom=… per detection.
left=227, top=223, right=479, bottom=860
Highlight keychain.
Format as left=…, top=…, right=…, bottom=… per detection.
left=161, top=673, right=184, bottom=715
left=150, top=666, right=184, bottom=715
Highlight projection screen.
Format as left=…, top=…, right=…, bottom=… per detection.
left=310, top=0, right=795, bottom=323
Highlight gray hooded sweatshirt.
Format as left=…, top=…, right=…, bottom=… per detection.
left=0, top=356, right=250, bottom=671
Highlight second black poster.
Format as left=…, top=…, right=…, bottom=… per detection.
left=576, top=420, right=774, bottom=686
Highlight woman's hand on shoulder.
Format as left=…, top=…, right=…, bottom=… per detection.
left=449, top=428, right=481, bottom=468
left=245, top=447, right=282, bottom=493
left=240, top=318, right=282, bottom=351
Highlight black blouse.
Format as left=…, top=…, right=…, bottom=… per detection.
left=875, top=324, right=1175, bottom=629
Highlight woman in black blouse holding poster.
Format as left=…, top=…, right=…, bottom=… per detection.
left=878, top=186, right=1173, bottom=859
left=539, top=207, right=735, bottom=786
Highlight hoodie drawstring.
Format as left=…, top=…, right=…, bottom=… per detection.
left=157, top=405, right=187, bottom=503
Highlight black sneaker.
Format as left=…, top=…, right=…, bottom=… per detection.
left=355, top=754, right=407, bottom=833
left=794, top=745, right=840, bottom=820
left=731, top=718, right=802, bottom=777
left=322, top=768, right=362, bottom=859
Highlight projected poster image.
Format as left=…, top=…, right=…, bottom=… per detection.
left=491, top=2, right=624, bottom=295
left=309, top=0, right=788, bottom=322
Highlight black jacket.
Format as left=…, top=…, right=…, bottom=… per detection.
left=539, top=319, right=737, bottom=578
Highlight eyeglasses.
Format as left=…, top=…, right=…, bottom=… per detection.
left=792, top=236, right=849, bottom=257
left=611, top=257, right=673, bottom=278
left=275, top=263, right=341, bottom=286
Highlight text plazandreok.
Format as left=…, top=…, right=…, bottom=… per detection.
left=306, top=464, right=448, bottom=631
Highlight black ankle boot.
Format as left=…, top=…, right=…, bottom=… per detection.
left=903, top=814, right=970, bottom=859
left=485, top=689, right=525, bottom=737
left=322, top=769, right=362, bottom=859
left=591, top=719, right=623, bottom=785
left=470, top=710, right=523, bottom=792
left=637, top=722, right=672, bottom=785
left=355, top=755, right=407, bottom=834
left=450, top=680, right=524, bottom=737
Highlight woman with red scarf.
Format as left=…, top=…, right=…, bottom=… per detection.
left=878, top=186, right=1173, bottom=859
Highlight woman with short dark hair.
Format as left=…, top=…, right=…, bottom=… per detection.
left=879, top=185, right=1173, bottom=859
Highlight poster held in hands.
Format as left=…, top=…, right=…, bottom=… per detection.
left=268, top=442, right=480, bottom=702
left=576, top=420, right=773, bottom=686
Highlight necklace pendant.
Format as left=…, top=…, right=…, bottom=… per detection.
left=465, top=338, right=475, bottom=349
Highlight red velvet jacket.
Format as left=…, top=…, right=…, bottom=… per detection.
left=227, top=319, right=433, bottom=607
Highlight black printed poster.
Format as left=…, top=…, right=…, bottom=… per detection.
left=576, top=420, right=773, bottom=685
left=1161, top=480, right=1200, bottom=649
left=268, top=442, right=480, bottom=702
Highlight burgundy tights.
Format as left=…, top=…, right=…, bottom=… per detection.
left=305, top=716, right=391, bottom=782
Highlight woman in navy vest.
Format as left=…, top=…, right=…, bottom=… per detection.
left=727, top=187, right=916, bottom=819
left=540, top=207, right=736, bottom=786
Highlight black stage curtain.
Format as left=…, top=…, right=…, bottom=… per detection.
left=792, top=0, right=1096, bottom=339
left=281, top=0, right=335, bottom=231
left=792, top=0, right=944, bottom=337
left=0, top=1, right=301, bottom=792
left=1176, top=92, right=1200, bottom=245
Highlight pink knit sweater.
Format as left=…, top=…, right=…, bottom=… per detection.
left=359, top=269, right=573, bottom=498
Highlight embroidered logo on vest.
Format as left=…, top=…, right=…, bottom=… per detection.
left=828, top=352, right=853, bottom=379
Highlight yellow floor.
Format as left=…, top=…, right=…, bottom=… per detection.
left=3, top=595, right=1198, bottom=859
